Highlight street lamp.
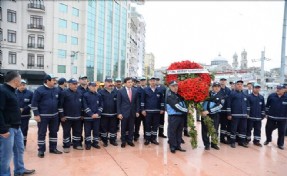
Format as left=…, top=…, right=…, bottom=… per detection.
left=251, top=49, right=270, bottom=90
left=70, top=51, right=79, bottom=78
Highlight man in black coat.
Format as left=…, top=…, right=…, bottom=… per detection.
left=0, top=71, right=35, bottom=175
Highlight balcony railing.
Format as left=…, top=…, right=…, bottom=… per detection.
left=28, top=3, right=45, bottom=11
left=27, top=43, right=36, bottom=48
left=27, top=24, right=45, bottom=31
left=27, top=65, right=44, bottom=69
left=37, top=44, right=44, bottom=49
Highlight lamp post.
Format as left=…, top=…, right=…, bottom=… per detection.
left=251, top=49, right=270, bottom=90
left=70, top=51, right=79, bottom=78
left=280, top=0, right=287, bottom=83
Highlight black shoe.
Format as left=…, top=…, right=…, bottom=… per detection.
left=181, top=138, right=185, bottom=144
left=103, top=142, right=108, bottom=147
left=264, top=141, right=270, bottom=145
left=211, top=145, right=220, bottom=150
left=24, top=169, right=36, bottom=175
left=238, top=142, right=248, bottom=148
left=278, top=145, right=284, bottom=150
left=159, top=134, right=167, bottom=138
left=127, top=141, right=135, bottom=147
left=121, top=143, right=126, bottom=148
left=170, top=148, right=176, bottom=153
left=176, top=147, right=186, bottom=152
left=220, top=139, right=228, bottom=144
left=184, top=131, right=190, bottom=137
left=184, top=133, right=190, bottom=137
left=38, top=151, right=44, bottom=158
left=151, top=140, right=159, bottom=145
left=86, top=145, right=91, bottom=150
left=73, top=146, right=84, bottom=150
left=134, top=138, right=138, bottom=142
left=144, top=140, right=150, bottom=145
left=15, top=170, right=36, bottom=176
left=204, top=146, right=210, bottom=150
left=92, top=144, right=101, bottom=149
left=253, top=142, right=262, bottom=147
left=197, top=119, right=201, bottom=122
left=49, top=149, right=63, bottom=154
left=246, top=139, right=251, bottom=144
left=230, top=143, right=236, bottom=148
left=110, top=141, right=118, bottom=146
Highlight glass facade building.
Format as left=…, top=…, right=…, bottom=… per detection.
left=85, top=0, right=128, bottom=81
left=86, top=1, right=96, bottom=81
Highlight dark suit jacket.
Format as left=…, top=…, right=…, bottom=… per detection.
left=243, top=89, right=252, bottom=96
left=117, top=87, right=139, bottom=118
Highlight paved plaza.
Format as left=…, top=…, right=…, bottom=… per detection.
left=18, top=120, right=287, bottom=176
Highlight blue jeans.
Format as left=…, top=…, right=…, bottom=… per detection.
left=0, top=128, right=25, bottom=176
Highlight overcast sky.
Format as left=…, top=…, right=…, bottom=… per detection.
left=136, top=1, right=285, bottom=71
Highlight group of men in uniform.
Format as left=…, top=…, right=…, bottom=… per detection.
left=202, top=77, right=287, bottom=150
left=17, top=74, right=179, bottom=157
left=11, top=73, right=287, bottom=160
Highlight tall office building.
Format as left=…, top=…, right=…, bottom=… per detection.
left=144, top=52, right=155, bottom=78
left=88, top=0, right=129, bottom=81
left=127, top=6, right=145, bottom=77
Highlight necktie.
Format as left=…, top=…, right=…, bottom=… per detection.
left=128, top=88, right=132, bottom=102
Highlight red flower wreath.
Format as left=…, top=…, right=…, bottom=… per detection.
left=166, top=60, right=211, bottom=102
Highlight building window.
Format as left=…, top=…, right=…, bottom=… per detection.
left=0, top=50, right=2, bottom=67
left=72, top=66, right=77, bottom=74
left=30, top=0, right=44, bottom=7
left=7, top=10, right=16, bottom=23
left=28, top=34, right=35, bottom=48
left=37, top=54, right=44, bottom=68
left=8, top=52, right=16, bottom=64
left=59, top=3, right=68, bottom=13
left=57, top=65, right=66, bottom=73
left=71, top=37, right=78, bottom=45
left=72, top=7, right=79, bottom=16
left=30, top=15, right=43, bottom=26
left=27, top=54, right=35, bottom=67
left=0, top=7, right=2, bottom=21
left=8, top=30, right=16, bottom=43
left=0, top=28, right=2, bottom=41
left=58, top=18, right=67, bottom=28
left=37, top=35, right=44, bottom=48
left=58, top=49, right=66, bottom=58
left=58, top=34, right=67, bottom=43
left=71, top=22, right=79, bottom=31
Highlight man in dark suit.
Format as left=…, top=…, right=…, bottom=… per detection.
left=117, top=77, right=140, bottom=148
left=243, top=82, right=253, bottom=95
